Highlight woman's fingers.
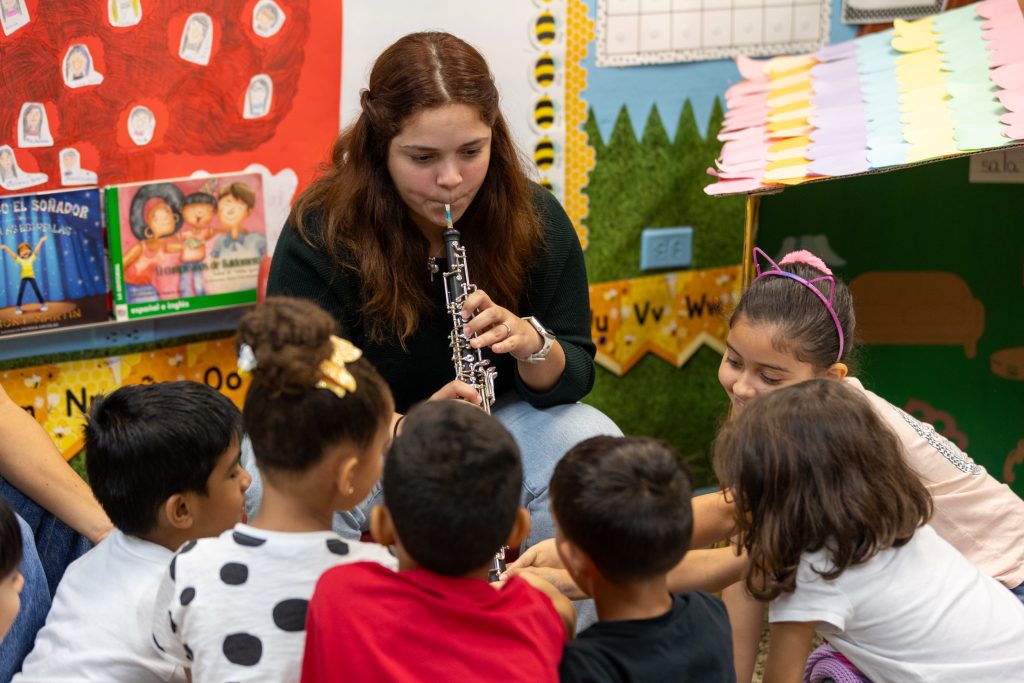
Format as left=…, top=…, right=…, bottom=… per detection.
left=428, top=380, right=482, bottom=405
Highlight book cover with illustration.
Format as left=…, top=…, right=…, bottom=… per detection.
left=105, top=172, right=267, bottom=320
left=0, top=187, right=108, bottom=337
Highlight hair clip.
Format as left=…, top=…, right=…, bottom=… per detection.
left=315, top=335, right=362, bottom=399
left=752, top=247, right=845, bottom=363
left=237, top=343, right=257, bottom=375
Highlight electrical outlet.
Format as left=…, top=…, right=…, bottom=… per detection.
left=640, top=226, right=693, bottom=271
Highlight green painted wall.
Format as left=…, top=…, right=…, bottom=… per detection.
left=581, top=100, right=745, bottom=486
left=756, top=156, right=1024, bottom=497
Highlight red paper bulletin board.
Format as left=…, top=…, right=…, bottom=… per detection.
left=0, top=0, right=341, bottom=196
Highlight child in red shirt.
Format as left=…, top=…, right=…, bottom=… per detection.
left=301, top=400, right=574, bottom=682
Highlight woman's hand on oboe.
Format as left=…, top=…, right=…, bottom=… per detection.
left=460, top=288, right=542, bottom=358
left=429, top=379, right=484, bottom=406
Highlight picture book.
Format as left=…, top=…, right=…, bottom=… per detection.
left=105, top=172, right=267, bottom=320
left=0, top=187, right=108, bottom=337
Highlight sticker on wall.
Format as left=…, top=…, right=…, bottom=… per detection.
left=0, top=145, right=47, bottom=191
left=243, top=74, right=273, bottom=119
left=0, top=0, right=30, bottom=36
left=58, top=148, right=98, bottom=186
left=590, top=266, right=741, bottom=376
left=108, top=0, right=142, bottom=27
left=532, top=95, right=557, bottom=132
left=62, top=44, right=104, bottom=88
left=533, top=10, right=557, bottom=48
left=179, top=12, right=214, bottom=66
left=17, top=103, right=54, bottom=148
left=849, top=272, right=986, bottom=358
left=597, top=0, right=831, bottom=66
left=127, top=105, right=156, bottom=146
left=532, top=52, right=556, bottom=89
left=253, top=0, right=285, bottom=38
left=533, top=136, right=558, bottom=172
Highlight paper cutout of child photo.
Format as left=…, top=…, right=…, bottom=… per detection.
left=63, top=44, right=104, bottom=89
left=127, top=106, right=156, bottom=146
left=244, top=75, right=273, bottom=119
left=108, top=0, right=142, bottom=27
left=59, top=148, right=98, bottom=186
left=18, top=103, right=54, bottom=149
left=0, top=0, right=30, bottom=37
left=0, top=145, right=48, bottom=191
left=179, top=13, right=213, bottom=66
left=253, top=1, right=285, bottom=38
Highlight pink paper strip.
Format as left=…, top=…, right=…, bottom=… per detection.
left=974, top=0, right=1021, bottom=19
left=704, top=178, right=767, bottom=196
left=718, top=125, right=769, bottom=142
left=996, top=89, right=1024, bottom=111
left=736, top=55, right=771, bottom=81
left=991, top=62, right=1024, bottom=89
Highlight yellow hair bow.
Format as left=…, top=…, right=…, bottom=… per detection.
left=315, top=335, right=362, bottom=399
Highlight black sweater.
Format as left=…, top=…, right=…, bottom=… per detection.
left=266, top=187, right=595, bottom=414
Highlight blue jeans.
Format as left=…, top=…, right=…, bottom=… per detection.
left=0, top=479, right=92, bottom=680
left=1012, top=582, right=1024, bottom=605
left=241, top=396, right=622, bottom=549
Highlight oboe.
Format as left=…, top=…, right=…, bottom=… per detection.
left=441, top=204, right=505, bottom=582
left=441, top=204, right=497, bottom=415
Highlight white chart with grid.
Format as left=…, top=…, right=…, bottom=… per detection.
left=597, top=0, right=831, bottom=66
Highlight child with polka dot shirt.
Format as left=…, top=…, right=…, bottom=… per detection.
left=151, top=297, right=398, bottom=683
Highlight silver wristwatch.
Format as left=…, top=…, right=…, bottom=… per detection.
left=518, top=316, right=556, bottom=364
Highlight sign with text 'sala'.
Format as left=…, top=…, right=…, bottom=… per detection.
left=969, top=148, right=1024, bottom=185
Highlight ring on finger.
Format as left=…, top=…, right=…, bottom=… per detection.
left=499, top=322, right=513, bottom=340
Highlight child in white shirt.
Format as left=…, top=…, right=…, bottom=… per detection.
left=713, top=379, right=1024, bottom=683
left=15, top=381, right=251, bottom=682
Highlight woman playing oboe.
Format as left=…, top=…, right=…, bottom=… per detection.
left=264, top=31, right=619, bottom=547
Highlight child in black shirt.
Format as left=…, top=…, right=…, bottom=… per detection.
left=550, top=436, right=735, bottom=683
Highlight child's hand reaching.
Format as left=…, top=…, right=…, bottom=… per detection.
left=501, top=538, right=587, bottom=601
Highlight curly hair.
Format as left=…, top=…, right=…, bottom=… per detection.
left=713, top=380, right=932, bottom=601
left=236, top=297, right=393, bottom=473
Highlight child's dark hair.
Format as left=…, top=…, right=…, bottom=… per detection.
left=714, top=379, right=932, bottom=601
left=0, top=499, right=23, bottom=579
left=85, top=381, right=243, bottom=537
left=237, top=297, right=393, bottom=474
left=183, top=191, right=216, bottom=209
left=550, top=436, right=693, bottom=584
left=384, top=400, right=522, bottom=576
left=732, top=252, right=856, bottom=370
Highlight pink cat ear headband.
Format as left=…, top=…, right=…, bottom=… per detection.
left=752, top=247, right=845, bottom=363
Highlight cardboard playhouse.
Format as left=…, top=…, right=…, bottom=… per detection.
left=704, top=0, right=1024, bottom=494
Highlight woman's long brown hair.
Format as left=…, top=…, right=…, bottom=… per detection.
left=291, top=32, right=541, bottom=345
left=713, top=380, right=932, bottom=601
